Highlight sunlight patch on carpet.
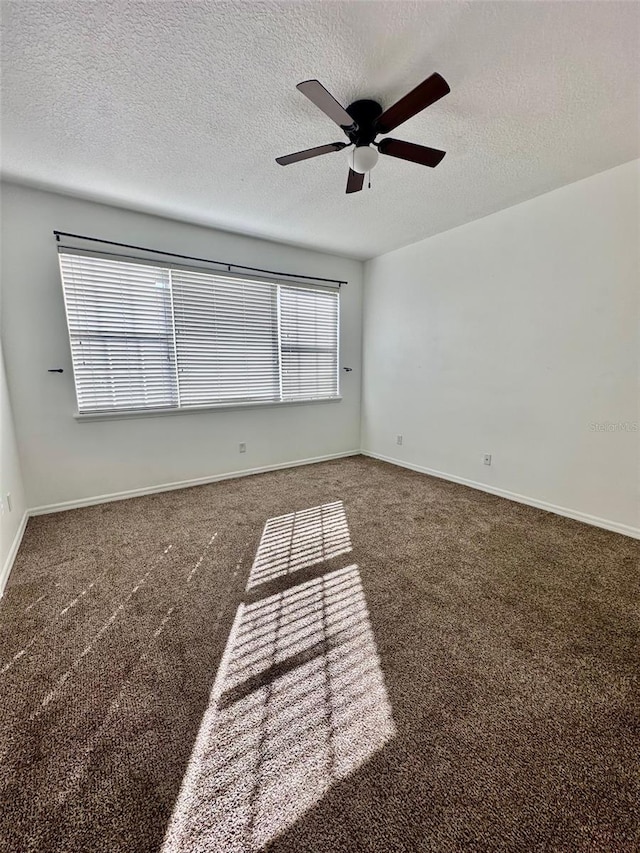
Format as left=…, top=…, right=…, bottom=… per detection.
left=246, top=501, right=352, bottom=589
left=162, top=504, right=394, bottom=853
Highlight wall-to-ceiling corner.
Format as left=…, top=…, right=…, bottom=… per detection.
left=361, top=160, right=640, bottom=537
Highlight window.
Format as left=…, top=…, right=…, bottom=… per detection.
left=59, top=253, right=339, bottom=415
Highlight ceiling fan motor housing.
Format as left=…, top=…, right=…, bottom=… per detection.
left=345, top=99, right=383, bottom=146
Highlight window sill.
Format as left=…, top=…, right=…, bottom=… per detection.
left=73, top=396, right=343, bottom=422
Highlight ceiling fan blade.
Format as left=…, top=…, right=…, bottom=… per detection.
left=276, top=142, right=347, bottom=166
left=375, top=72, right=450, bottom=134
left=346, top=169, right=364, bottom=194
left=378, top=138, right=446, bottom=167
left=297, top=80, right=358, bottom=133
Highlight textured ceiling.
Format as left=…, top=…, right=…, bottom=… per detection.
left=1, top=1, right=638, bottom=260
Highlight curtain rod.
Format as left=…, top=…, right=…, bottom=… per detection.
left=52, top=231, right=346, bottom=287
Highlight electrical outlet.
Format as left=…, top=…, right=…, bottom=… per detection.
left=483, top=453, right=492, bottom=466
left=239, top=442, right=246, bottom=453
left=396, top=434, right=403, bottom=446
left=6, top=493, right=12, bottom=512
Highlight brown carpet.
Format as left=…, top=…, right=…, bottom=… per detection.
left=0, top=455, right=638, bottom=853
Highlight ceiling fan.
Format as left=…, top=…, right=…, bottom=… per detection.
left=276, top=72, right=450, bottom=193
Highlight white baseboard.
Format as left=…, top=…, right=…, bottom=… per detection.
left=29, top=450, right=362, bottom=516
left=9, top=448, right=638, bottom=596
left=1, top=511, right=29, bottom=597
left=362, top=450, right=640, bottom=540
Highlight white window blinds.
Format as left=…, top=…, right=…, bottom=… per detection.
left=59, top=252, right=339, bottom=414
left=280, top=287, right=339, bottom=401
left=171, top=269, right=280, bottom=407
left=59, top=254, right=178, bottom=413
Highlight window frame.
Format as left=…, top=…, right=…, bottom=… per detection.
left=58, top=251, right=342, bottom=420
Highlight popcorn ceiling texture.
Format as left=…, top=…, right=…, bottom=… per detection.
left=0, top=456, right=638, bottom=852
left=1, top=1, right=638, bottom=259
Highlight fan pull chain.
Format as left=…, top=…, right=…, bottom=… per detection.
left=368, top=171, right=371, bottom=189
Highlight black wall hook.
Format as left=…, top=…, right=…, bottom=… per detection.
left=48, top=368, right=64, bottom=373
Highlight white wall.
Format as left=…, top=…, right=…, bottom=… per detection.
left=3, top=164, right=638, bottom=536
left=0, top=183, right=363, bottom=509
left=1, top=193, right=28, bottom=586
left=0, top=336, right=27, bottom=588
left=362, top=160, right=640, bottom=535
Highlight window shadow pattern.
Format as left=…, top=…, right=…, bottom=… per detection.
left=162, top=505, right=394, bottom=853
left=246, top=501, right=352, bottom=590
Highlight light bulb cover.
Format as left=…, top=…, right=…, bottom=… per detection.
left=347, top=145, right=379, bottom=174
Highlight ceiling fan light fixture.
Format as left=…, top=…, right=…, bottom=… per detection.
left=348, top=144, right=379, bottom=174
